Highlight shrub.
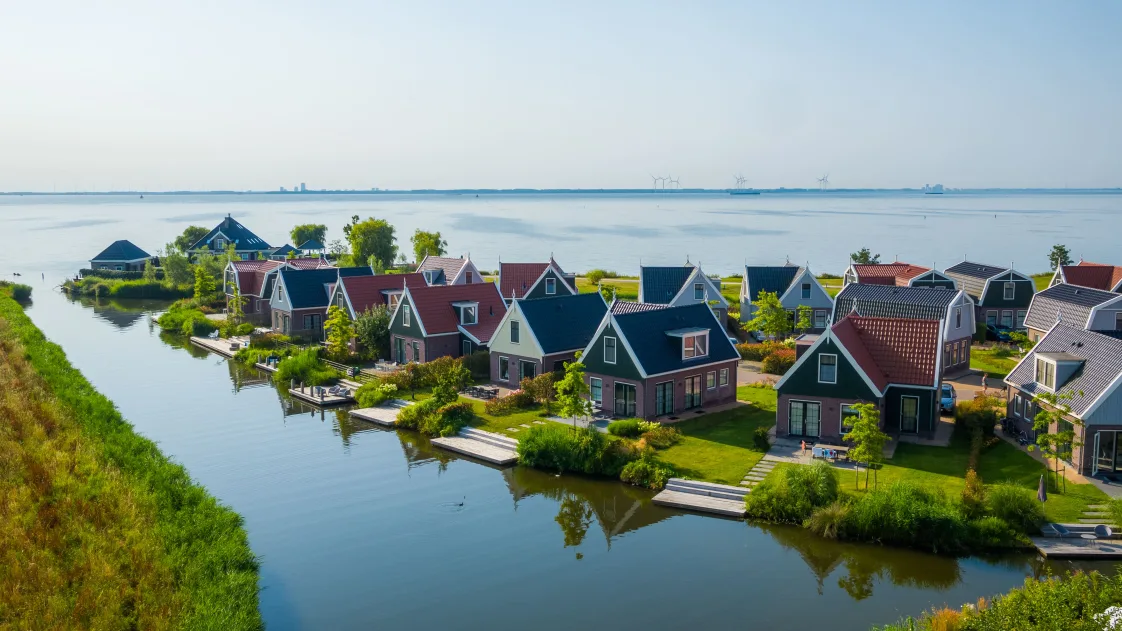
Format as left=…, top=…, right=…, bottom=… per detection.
left=484, top=389, right=535, bottom=416
left=250, top=332, right=291, bottom=349
left=585, top=269, right=619, bottom=285
left=462, top=350, right=490, bottom=380
left=10, top=283, right=32, bottom=302
left=737, top=340, right=792, bottom=361
left=807, top=501, right=849, bottom=539
left=761, top=349, right=796, bottom=375
left=183, top=315, right=219, bottom=337
left=395, top=398, right=474, bottom=436
left=233, top=346, right=293, bottom=367
left=640, top=425, right=681, bottom=449
left=420, top=356, right=472, bottom=404
left=517, top=424, right=632, bottom=476
left=608, top=419, right=643, bottom=437
left=955, top=395, right=1001, bottom=438
left=355, top=381, right=398, bottom=408
left=745, top=462, right=838, bottom=523
left=396, top=397, right=441, bottom=430
left=620, top=458, right=676, bottom=489
left=841, top=482, right=969, bottom=554
left=969, top=516, right=1021, bottom=549
left=752, top=426, right=771, bottom=451
left=522, top=373, right=557, bottom=413
left=962, top=469, right=986, bottom=519
left=985, top=484, right=1045, bottom=534
left=275, top=349, right=340, bottom=386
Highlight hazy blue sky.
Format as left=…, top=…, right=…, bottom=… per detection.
left=3, top=1, right=1120, bottom=191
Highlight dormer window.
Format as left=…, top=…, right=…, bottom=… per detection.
left=214, top=237, right=226, bottom=249
left=458, top=303, right=478, bottom=325
left=1035, top=358, right=1055, bottom=389
left=423, top=270, right=438, bottom=285
left=683, top=332, right=708, bottom=359
left=546, top=278, right=557, bottom=295
left=693, top=283, right=705, bottom=300
left=1004, top=281, right=1015, bottom=300
left=801, top=283, right=811, bottom=299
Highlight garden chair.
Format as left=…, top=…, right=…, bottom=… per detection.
left=1049, top=523, right=1073, bottom=538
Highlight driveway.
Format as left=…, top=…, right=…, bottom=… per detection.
left=738, top=360, right=777, bottom=386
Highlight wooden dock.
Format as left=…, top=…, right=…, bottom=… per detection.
left=254, top=361, right=278, bottom=373
left=1032, top=536, right=1122, bottom=558
left=189, top=336, right=244, bottom=358
left=652, top=478, right=748, bottom=517
left=288, top=382, right=358, bottom=407
left=430, top=428, right=519, bottom=466
left=350, top=400, right=413, bottom=427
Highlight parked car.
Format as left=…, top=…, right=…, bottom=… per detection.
left=940, top=383, right=957, bottom=413
left=986, top=324, right=1013, bottom=342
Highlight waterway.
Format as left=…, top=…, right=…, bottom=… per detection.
left=16, top=282, right=1122, bottom=630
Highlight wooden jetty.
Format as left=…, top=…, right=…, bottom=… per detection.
left=254, top=361, right=278, bottom=373
left=189, top=336, right=245, bottom=358
left=287, top=379, right=361, bottom=407
left=430, top=428, right=519, bottom=466
left=1032, top=523, right=1122, bottom=558
left=350, top=400, right=413, bottom=427
left=653, top=478, right=748, bottom=517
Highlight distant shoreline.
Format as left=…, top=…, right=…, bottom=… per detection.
left=2, top=188, right=1121, bottom=196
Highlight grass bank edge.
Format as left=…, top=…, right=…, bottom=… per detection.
left=0, top=287, right=262, bottom=629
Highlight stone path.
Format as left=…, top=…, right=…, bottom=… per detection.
left=1079, top=504, right=1115, bottom=525
left=739, top=458, right=777, bottom=488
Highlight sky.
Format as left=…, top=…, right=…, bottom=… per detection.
left=2, top=0, right=1120, bottom=191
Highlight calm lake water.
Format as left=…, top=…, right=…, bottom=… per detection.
left=6, top=191, right=1122, bottom=629
left=2, top=190, right=1121, bottom=279
left=15, top=284, right=1121, bottom=630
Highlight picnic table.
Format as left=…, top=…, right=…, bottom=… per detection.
left=812, top=443, right=850, bottom=461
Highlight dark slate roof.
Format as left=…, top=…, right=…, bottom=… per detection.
left=518, top=293, right=608, bottom=353
left=744, top=265, right=800, bottom=301
left=640, top=266, right=695, bottom=303
left=189, top=215, right=272, bottom=251
left=269, top=244, right=299, bottom=257
left=1005, top=324, right=1122, bottom=418
left=297, top=239, right=325, bottom=251
left=614, top=303, right=737, bottom=375
left=92, top=239, right=151, bottom=261
left=279, top=266, right=373, bottom=309
left=832, top=284, right=957, bottom=324
left=611, top=301, right=668, bottom=315
left=944, top=261, right=1007, bottom=300
left=1024, top=283, right=1119, bottom=331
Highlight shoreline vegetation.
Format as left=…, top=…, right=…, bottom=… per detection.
left=0, top=283, right=261, bottom=629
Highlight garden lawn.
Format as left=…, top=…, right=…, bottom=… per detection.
left=653, top=388, right=777, bottom=485
left=970, top=345, right=1024, bottom=378
left=575, top=277, right=638, bottom=301
left=1032, top=272, right=1052, bottom=292
left=466, top=399, right=553, bottom=435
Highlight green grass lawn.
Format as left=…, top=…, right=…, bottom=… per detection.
left=971, top=345, right=1024, bottom=378
left=653, top=393, right=775, bottom=485
left=1032, top=272, right=1053, bottom=292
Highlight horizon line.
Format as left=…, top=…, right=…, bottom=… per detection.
left=3, top=187, right=1122, bottom=196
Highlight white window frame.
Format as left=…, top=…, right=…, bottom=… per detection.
left=900, top=395, right=920, bottom=432
left=955, top=307, right=962, bottom=329
left=693, top=283, right=705, bottom=300
left=814, top=310, right=827, bottom=329
left=590, top=377, right=603, bottom=407
left=1003, top=281, right=1015, bottom=301
left=706, top=371, right=716, bottom=390
left=604, top=336, right=617, bottom=364
left=499, top=356, right=510, bottom=381
left=545, top=277, right=557, bottom=295
left=801, top=282, right=811, bottom=299
left=719, top=368, right=729, bottom=386
left=510, top=320, right=520, bottom=344
left=683, top=332, right=709, bottom=360
left=462, top=340, right=472, bottom=356
left=403, top=304, right=411, bottom=327
left=1000, top=310, right=1013, bottom=328
left=460, top=304, right=478, bottom=326
left=1035, top=357, right=1056, bottom=390
left=1014, top=394, right=1023, bottom=418
left=1015, top=310, right=1027, bottom=329
left=818, top=353, right=838, bottom=384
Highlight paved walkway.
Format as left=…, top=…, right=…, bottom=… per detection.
left=737, top=360, right=777, bottom=387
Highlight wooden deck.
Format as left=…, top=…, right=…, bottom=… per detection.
left=430, top=428, right=518, bottom=466
left=189, top=336, right=244, bottom=358
left=349, top=400, right=413, bottom=427
left=1032, top=537, right=1122, bottom=559
left=288, top=384, right=356, bottom=407
left=652, top=478, right=748, bottom=517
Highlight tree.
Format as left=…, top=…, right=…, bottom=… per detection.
left=522, top=373, right=557, bottom=414
left=162, top=245, right=193, bottom=285
left=850, top=248, right=881, bottom=265
left=291, top=224, right=327, bottom=247
left=227, top=283, right=245, bottom=326
left=744, top=290, right=791, bottom=340
left=354, top=305, right=391, bottom=359
left=173, top=225, right=209, bottom=252
left=555, top=353, right=593, bottom=429
left=420, top=356, right=471, bottom=404
left=1030, top=390, right=1083, bottom=491
left=411, top=230, right=447, bottom=264
left=1048, top=244, right=1072, bottom=270
left=142, top=259, right=158, bottom=282
left=346, top=217, right=397, bottom=271
left=327, top=239, right=348, bottom=257
left=845, top=403, right=888, bottom=489
left=193, top=265, right=217, bottom=301
left=385, top=363, right=423, bottom=399
left=324, top=305, right=355, bottom=360
left=796, top=304, right=813, bottom=332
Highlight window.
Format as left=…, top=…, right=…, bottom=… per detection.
left=604, top=336, right=617, bottom=364
left=694, top=283, right=705, bottom=300
left=388, top=294, right=401, bottom=309
left=1004, top=282, right=1015, bottom=301
left=706, top=371, right=716, bottom=390
left=519, top=361, right=536, bottom=380
left=462, top=340, right=472, bottom=356
left=278, top=284, right=284, bottom=302
left=545, top=278, right=557, bottom=295
left=424, top=270, right=437, bottom=285
left=901, top=396, right=920, bottom=432
left=788, top=401, right=821, bottom=437
left=841, top=405, right=860, bottom=436
left=952, top=343, right=959, bottom=365
left=214, top=237, right=226, bottom=249
left=412, top=341, right=420, bottom=362
left=114, top=265, right=123, bottom=271
left=818, top=354, right=837, bottom=384
left=403, top=304, right=411, bottom=327
left=466, top=271, right=474, bottom=283
left=1014, top=394, right=1023, bottom=418
left=1000, top=311, right=1013, bottom=328
left=1117, top=312, right=1122, bottom=331
left=614, top=383, right=636, bottom=417
left=460, top=304, right=477, bottom=325
left=955, top=307, right=962, bottom=328
left=655, top=381, right=674, bottom=416
left=683, top=333, right=708, bottom=359
left=590, top=378, right=603, bottom=407
left=510, top=321, right=520, bottom=344
left=1035, top=358, right=1055, bottom=389
left=814, top=310, right=827, bottom=329
left=943, top=345, right=951, bottom=368
left=1016, top=310, right=1027, bottom=329
left=303, top=314, right=321, bottom=330
left=499, top=357, right=510, bottom=381
left=801, top=283, right=811, bottom=299
left=719, top=368, right=729, bottom=386
left=684, top=376, right=702, bottom=408
left=986, top=312, right=997, bottom=326
left=337, top=292, right=346, bottom=309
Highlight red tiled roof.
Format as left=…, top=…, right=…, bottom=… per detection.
left=287, top=258, right=334, bottom=270
left=1064, top=262, right=1122, bottom=292
left=852, top=263, right=931, bottom=287
left=406, top=282, right=507, bottom=339
left=500, top=263, right=549, bottom=298
left=340, top=273, right=426, bottom=314
left=831, top=315, right=939, bottom=390
left=231, top=259, right=283, bottom=297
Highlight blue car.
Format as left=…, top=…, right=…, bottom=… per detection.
left=940, top=383, right=957, bottom=414
left=986, top=324, right=1013, bottom=342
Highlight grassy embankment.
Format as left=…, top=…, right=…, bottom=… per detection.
left=1032, top=272, right=1053, bottom=291
left=0, top=284, right=260, bottom=629
left=63, top=276, right=193, bottom=299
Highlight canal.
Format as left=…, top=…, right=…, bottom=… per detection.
left=21, top=285, right=1120, bottom=630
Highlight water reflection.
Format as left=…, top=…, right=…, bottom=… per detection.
left=69, top=295, right=162, bottom=330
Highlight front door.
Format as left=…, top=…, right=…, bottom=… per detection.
left=655, top=381, right=674, bottom=416
left=789, top=400, right=821, bottom=437
left=519, top=361, right=536, bottom=381
left=462, top=340, right=472, bottom=357
left=614, top=383, right=637, bottom=417
left=683, top=376, right=702, bottom=409
left=1096, top=431, right=1117, bottom=476
left=900, top=396, right=919, bottom=433
left=394, top=337, right=406, bottom=364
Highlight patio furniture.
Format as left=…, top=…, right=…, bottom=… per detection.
left=1049, top=523, right=1073, bottom=538
left=1081, top=532, right=1099, bottom=547
left=1096, top=524, right=1114, bottom=541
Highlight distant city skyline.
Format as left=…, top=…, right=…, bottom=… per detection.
left=2, top=1, right=1120, bottom=191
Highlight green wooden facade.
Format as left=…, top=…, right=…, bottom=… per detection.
left=777, top=338, right=878, bottom=401
left=582, top=322, right=643, bottom=381
left=523, top=268, right=575, bottom=300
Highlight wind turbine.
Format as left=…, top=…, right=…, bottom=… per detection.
left=650, top=174, right=664, bottom=191
left=817, top=174, right=830, bottom=191
left=670, top=177, right=680, bottom=189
